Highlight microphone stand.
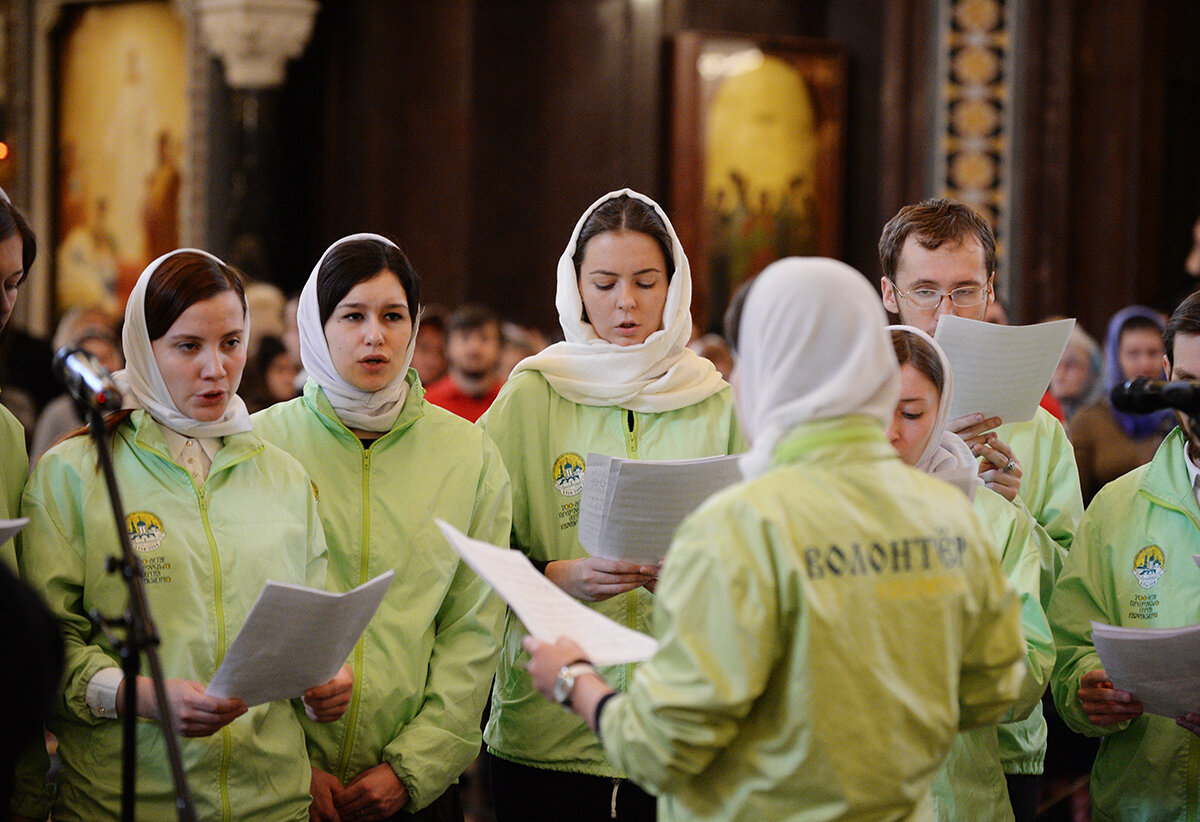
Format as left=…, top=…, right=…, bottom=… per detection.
left=78, top=400, right=198, bottom=822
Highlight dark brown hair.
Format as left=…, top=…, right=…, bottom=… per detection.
left=571, top=194, right=674, bottom=281
left=447, top=303, right=500, bottom=336
left=316, top=238, right=419, bottom=327
left=145, top=252, right=247, bottom=341
left=1165, top=292, right=1200, bottom=366
left=0, top=194, right=37, bottom=283
left=878, top=198, right=996, bottom=282
left=890, top=329, right=946, bottom=394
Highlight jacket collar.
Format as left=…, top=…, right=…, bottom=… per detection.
left=770, top=415, right=897, bottom=470
left=126, top=408, right=263, bottom=476
left=1137, top=427, right=1200, bottom=522
left=302, top=369, right=426, bottom=442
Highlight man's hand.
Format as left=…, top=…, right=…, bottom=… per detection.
left=973, top=433, right=1022, bottom=501
left=545, top=557, right=658, bottom=602
left=948, top=413, right=1003, bottom=440
left=1078, top=669, right=1143, bottom=726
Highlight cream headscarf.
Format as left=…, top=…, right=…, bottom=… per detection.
left=889, top=325, right=979, bottom=500
left=116, top=249, right=253, bottom=437
left=298, top=233, right=419, bottom=433
left=735, top=257, right=900, bottom=479
left=511, top=189, right=724, bottom=413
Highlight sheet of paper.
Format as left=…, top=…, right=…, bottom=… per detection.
left=0, top=517, right=28, bottom=545
left=435, top=519, right=658, bottom=665
left=577, top=454, right=742, bottom=564
left=933, top=315, right=1075, bottom=423
left=576, top=454, right=615, bottom=552
left=1092, top=620, right=1200, bottom=718
left=207, top=570, right=394, bottom=706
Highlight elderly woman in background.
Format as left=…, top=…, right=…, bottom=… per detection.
left=1069, top=306, right=1173, bottom=503
left=1049, top=323, right=1104, bottom=423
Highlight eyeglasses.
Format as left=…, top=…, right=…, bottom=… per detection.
left=892, top=282, right=991, bottom=310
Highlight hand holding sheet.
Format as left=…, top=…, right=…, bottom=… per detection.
left=206, top=571, right=393, bottom=706
left=934, top=315, right=1074, bottom=423
left=435, top=519, right=658, bottom=665
left=1092, top=619, right=1200, bottom=719
left=577, top=453, right=742, bottom=564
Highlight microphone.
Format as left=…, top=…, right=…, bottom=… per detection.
left=1111, top=377, right=1200, bottom=417
left=52, top=346, right=123, bottom=411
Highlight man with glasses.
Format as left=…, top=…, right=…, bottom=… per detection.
left=879, top=197, right=1083, bottom=822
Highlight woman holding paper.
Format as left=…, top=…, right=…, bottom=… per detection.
left=888, top=325, right=1056, bottom=822
left=253, top=234, right=511, bottom=821
left=478, top=190, right=743, bottom=822
left=17, top=249, right=351, bottom=821
left=521, top=257, right=1025, bottom=821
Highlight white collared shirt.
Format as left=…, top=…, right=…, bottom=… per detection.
left=1185, top=438, right=1200, bottom=511
left=158, top=423, right=222, bottom=487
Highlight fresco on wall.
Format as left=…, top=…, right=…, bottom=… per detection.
left=671, top=33, right=846, bottom=331
left=56, top=1, right=186, bottom=318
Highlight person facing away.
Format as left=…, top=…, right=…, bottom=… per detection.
left=521, top=256, right=1026, bottom=821
left=253, top=234, right=511, bottom=821
left=17, top=249, right=352, bottom=821
left=1049, top=289, right=1200, bottom=822
left=1069, top=306, right=1174, bottom=504
left=479, top=188, right=743, bottom=822
left=424, top=303, right=505, bottom=422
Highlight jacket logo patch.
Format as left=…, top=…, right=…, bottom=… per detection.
left=126, top=511, right=165, bottom=554
left=552, top=452, right=585, bottom=497
left=1133, top=544, right=1165, bottom=589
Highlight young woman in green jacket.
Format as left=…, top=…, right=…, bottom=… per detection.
left=254, top=234, right=512, bottom=822
left=888, top=326, right=1056, bottom=822
left=18, top=249, right=351, bottom=821
left=479, top=190, right=743, bottom=822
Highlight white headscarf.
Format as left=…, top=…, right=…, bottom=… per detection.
left=512, top=189, right=725, bottom=413
left=889, top=325, right=979, bottom=500
left=115, top=248, right=253, bottom=437
left=298, top=233, right=419, bottom=433
left=735, top=257, right=899, bottom=479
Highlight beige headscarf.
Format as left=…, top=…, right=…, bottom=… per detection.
left=735, top=257, right=899, bottom=478
left=116, top=249, right=253, bottom=437
left=511, top=189, right=725, bottom=412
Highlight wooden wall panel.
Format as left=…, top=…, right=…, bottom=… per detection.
left=1014, top=0, right=1174, bottom=337
left=279, top=1, right=473, bottom=299
left=270, top=0, right=1196, bottom=340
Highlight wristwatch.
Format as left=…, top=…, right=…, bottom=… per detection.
left=553, top=662, right=597, bottom=707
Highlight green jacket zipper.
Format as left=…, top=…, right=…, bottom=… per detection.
left=336, top=442, right=373, bottom=783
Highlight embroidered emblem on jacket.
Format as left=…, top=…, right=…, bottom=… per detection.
left=1133, top=544, right=1165, bottom=589
left=552, top=452, right=585, bottom=497
left=126, top=511, right=165, bottom=554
